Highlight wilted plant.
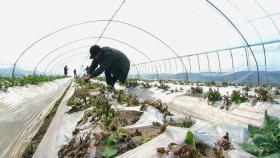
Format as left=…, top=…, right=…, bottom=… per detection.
left=255, top=87, right=275, bottom=102
left=140, top=82, right=151, bottom=89
left=190, top=86, right=203, bottom=95
left=230, top=90, right=249, bottom=104
left=242, top=85, right=250, bottom=92
left=157, top=82, right=169, bottom=91
left=140, top=99, right=170, bottom=115
left=181, top=116, right=196, bottom=128
left=221, top=94, right=231, bottom=110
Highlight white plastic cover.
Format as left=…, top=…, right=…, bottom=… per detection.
left=33, top=84, right=85, bottom=158
left=0, top=78, right=71, bottom=158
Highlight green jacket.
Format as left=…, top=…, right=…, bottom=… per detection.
left=88, top=47, right=130, bottom=82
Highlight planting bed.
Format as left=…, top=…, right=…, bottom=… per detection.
left=48, top=78, right=236, bottom=158
left=25, top=78, right=280, bottom=158
left=0, top=77, right=71, bottom=158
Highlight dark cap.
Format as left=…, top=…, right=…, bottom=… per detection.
left=90, top=45, right=101, bottom=59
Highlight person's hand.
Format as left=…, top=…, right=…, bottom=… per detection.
left=83, top=75, right=90, bottom=81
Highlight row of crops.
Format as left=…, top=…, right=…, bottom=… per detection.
left=52, top=77, right=280, bottom=157
left=14, top=76, right=279, bottom=158
left=123, top=78, right=280, bottom=110
left=58, top=78, right=209, bottom=157
left=0, top=75, right=65, bottom=91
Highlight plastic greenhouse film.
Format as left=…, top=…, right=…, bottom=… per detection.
left=0, top=78, right=71, bottom=158
left=33, top=83, right=85, bottom=158
left=116, top=126, right=190, bottom=158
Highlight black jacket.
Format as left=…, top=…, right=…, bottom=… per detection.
left=88, top=47, right=130, bottom=82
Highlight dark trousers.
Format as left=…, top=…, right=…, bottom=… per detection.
left=105, top=70, right=118, bottom=87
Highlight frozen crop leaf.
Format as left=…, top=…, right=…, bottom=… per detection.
left=248, top=124, right=264, bottom=137
left=156, top=147, right=168, bottom=154
left=185, top=131, right=194, bottom=145
left=101, top=146, right=118, bottom=158
left=263, top=153, right=280, bottom=158
left=241, top=142, right=262, bottom=157
left=263, top=110, right=280, bottom=135
left=242, top=110, right=280, bottom=157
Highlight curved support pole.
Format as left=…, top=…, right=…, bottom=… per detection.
left=254, top=0, right=280, bottom=35
left=12, top=19, right=186, bottom=80
left=196, top=55, right=201, bottom=72
left=52, top=57, right=88, bottom=75
left=188, top=56, right=192, bottom=72
left=35, top=36, right=159, bottom=80
left=158, top=62, right=162, bottom=74
left=206, top=0, right=260, bottom=85
left=216, top=51, right=222, bottom=81
left=168, top=59, right=172, bottom=73
left=206, top=53, right=211, bottom=72
left=244, top=47, right=252, bottom=84
left=148, top=64, right=153, bottom=80
left=48, top=53, right=88, bottom=75
left=163, top=60, right=167, bottom=72
left=229, top=49, right=235, bottom=81
left=134, top=65, right=140, bottom=80
left=174, top=58, right=178, bottom=72
left=43, top=45, right=91, bottom=75
left=228, top=0, right=267, bottom=83
left=34, top=37, right=97, bottom=75
left=51, top=57, right=88, bottom=74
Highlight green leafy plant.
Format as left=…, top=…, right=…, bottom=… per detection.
left=185, top=131, right=194, bottom=146
left=124, top=79, right=139, bottom=88
left=255, top=87, right=275, bottom=102
left=66, top=85, right=93, bottom=113
left=221, top=95, right=231, bottom=110
left=0, top=75, right=64, bottom=91
left=140, top=99, right=170, bottom=115
left=205, top=81, right=217, bottom=87
left=115, top=90, right=127, bottom=104
left=190, top=86, right=203, bottom=94
left=221, top=82, right=229, bottom=87
left=205, top=88, right=222, bottom=105
left=243, top=86, right=250, bottom=92
left=274, top=89, right=280, bottom=95
left=182, top=116, right=196, bottom=128
left=242, top=110, right=280, bottom=157
left=140, top=136, right=151, bottom=144
left=101, top=133, right=118, bottom=158
left=230, top=90, right=249, bottom=104
left=140, top=82, right=151, bottom=89
left=157, top=81, right=169, bottom=91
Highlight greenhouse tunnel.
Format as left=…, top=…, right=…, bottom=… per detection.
left=1, top=0, right=280, bottom=158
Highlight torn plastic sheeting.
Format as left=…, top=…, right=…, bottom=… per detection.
left=193, top=123, right=248, bottom=149
left=123, top=107, right=164, bottom=129
left=117, top=126, right=189, bottom=158
left=228, top=149, right=256, bottom=158
left=33, top=83, right=85, bottom=158
left=0, top=78, right=71, bottom=158
left=117, top=124, right=249, bottom=158
left=111, top=104, right=142, bottom=112
left=117, top=110, right=249, bottom=158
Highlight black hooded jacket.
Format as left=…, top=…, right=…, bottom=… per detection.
left=88, top=47, right=130, bottom=82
